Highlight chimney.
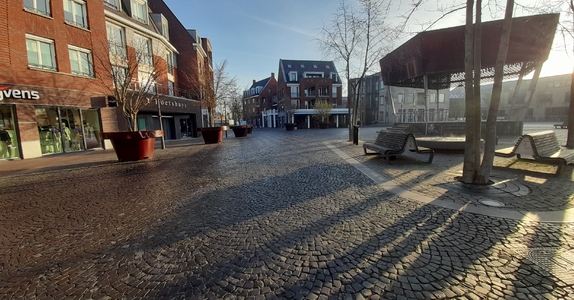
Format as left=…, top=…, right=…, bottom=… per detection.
left=253, top=80, right=256, bottom=84
left=271, top=72, right=275, bottom=79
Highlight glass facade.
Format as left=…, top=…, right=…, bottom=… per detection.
left=0, top=105, right=20, bottom=159
left=35, top=107, right=102, bottom=155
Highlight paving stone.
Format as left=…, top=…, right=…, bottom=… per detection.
left=0, top=128, right=572, bottom=299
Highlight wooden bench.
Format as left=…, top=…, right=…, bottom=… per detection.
left=495, top=130, right=574, bottom=175
left=363, top=131, right=434, bottom=164
left=554, top=120, right=568, bottom=129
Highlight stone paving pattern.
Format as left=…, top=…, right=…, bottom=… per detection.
left=1, top=124, right=573, bottom=299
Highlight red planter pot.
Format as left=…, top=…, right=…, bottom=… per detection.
left=199, top=126, right=228, bottom=144
left=285, top=123, right=297, bottom=131
left=100, top=130, right=163, bottom=161
left=230, top=125, right=249, bottom=137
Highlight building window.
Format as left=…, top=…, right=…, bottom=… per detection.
left=106, top=23, right=126, bottom=58
left=166, top=52, right=174, bottom=75
left=132, top=35, right=152, bottom=66
left=103, top=0, right=118, bottom=9
left=26, top=35, right=57, bottom=71
left=438, top=93, right=445, bottom=103
left=111, top=65, right=127, bottom=88
left=330, top=73, right=337, bottom=81
left=407, top=93, right=414, bottom=104
left=332, top=86, right=337, bottom=98
left=131, top=0, right=148, bottom=24
left=68, top=46, right=93, bottom=77
left=138, top=71, right=156, bottom=93
left=168, top=81, right=174, bottom=96
left=291, top=86, right=299, bottom=98
left=64, top=0, right=88, bottom=28
left=430, top=94, right=436, bottom=103
left=397, top=93, right=404, bottom=103
left=24, top=0, right=51, bottom=16
left=289, top=71, right=297, bottom=82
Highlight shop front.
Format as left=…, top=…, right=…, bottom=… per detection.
left=137, top=96, right=201, bottom=140
left=0, top=84, right=110, bottom=160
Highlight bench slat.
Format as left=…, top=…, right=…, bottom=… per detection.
left=363, top=131, right=434, bottom=164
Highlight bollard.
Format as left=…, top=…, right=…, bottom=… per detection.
left=353, top=125, right=359, bottom=145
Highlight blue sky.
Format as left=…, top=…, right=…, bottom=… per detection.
left=163, top=0, right=574, bottom=93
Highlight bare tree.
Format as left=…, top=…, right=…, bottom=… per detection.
left=95, top=36, right=165, bottom=131
left=207, top=59, right=238, bottom=127
left=318, top=0, right=395, bottom=141
left=313, top=100, right=333, bottom=123
left=460, top=0, right=515, bottom=184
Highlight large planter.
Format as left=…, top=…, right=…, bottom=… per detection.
left=230, top=125, right=249, bottom=137
left=285, top=123, right=297, bottom=131
left=198, top=126, right=228, bottom=144
left=319, top=122, right=330, bottom=129
left=247, top=125, right=253, bottom=134
left=100, top=130, right=163, bottom=162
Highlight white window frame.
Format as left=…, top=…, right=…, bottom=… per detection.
left=24, top=0, right=51, bottom=17
left=131, top=0, right=148, bottom=24
left=168, top=80, right=175, bottom=96
left=26, top=34, right=57, bottom=71
left=332, top=86, right=338, bottom=98
left=111, top=65, right=128, bottom=88
left=290, top=86, right=299, bottom=98
left=289, top=71, right=297, bottom=82
left=68, top=45, right=93, bottom=77
left=106, top=23, right=126, bottom=58
left=103, top=0, right=118, bottom=9
left=132, top=34, right=153, bottom=66
left=64, top=0, right=88, bottom=29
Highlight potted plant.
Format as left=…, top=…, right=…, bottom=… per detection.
left=230, top=125, right=249, bottom=137
left=313, top=100, right=332, bottom=129
left=96, top=38, right=165, bottom=161
left=285, top=109, right=297, bottom=131
left=196, top=59, right=238, bottom=144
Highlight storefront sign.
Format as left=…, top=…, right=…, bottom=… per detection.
left=155, top=99, right=188, bottom=108
left=0, top=86, right=40, bottom=101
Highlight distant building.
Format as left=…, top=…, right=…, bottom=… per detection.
left=479, top=74, right=571, bottom=122
left=348, top=73, right=383, bottom=125
left=276, top=59, right=347, bottom=129
left=242, top=73, right=278, bottom=127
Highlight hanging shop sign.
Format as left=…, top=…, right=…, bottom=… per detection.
left=0, top=86, right=40, bottom=101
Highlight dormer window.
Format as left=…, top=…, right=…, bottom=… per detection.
left=151, top=14, right=169, bottom=40
left=289, top=71, right=297, bottom=81
left=313, top=65, right=317, bottom=68
left=287, top=64, right=291, bottom=68
left=326, top=65, right=330, bottom=69
left=330, top=73, right=338, bottom=81
left=131, top=0, right=148, bottom=24
left=300, top=64, right=304, bottom=68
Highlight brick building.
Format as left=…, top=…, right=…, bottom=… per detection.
left=0, top=0, right=205, bottom=160
left=276, top=59, right=347, bottom=129
left=242, top=73, right=278, bottom=128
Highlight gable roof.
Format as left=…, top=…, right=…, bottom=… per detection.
left=249, top=77, right=271, bottom=90
left=279, top=59, right=341, bottom=84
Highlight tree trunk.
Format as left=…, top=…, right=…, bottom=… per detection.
left=129, top=112, right=138, bottom=131
left=461, top=0, right=478, bottom=183
left=478, top=0, right=514, bottom=183
left=568, top=57, right=574, bottom=148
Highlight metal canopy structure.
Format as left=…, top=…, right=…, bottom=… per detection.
left=379, top=14, right=559, bottom=90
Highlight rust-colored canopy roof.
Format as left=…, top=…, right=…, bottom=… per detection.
left=379, top=14, right=559, bottom=90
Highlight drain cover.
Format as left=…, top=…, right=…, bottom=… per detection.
left=509, top=247, right=574, bottom=285
left=479, top=199, right=505, bottom=207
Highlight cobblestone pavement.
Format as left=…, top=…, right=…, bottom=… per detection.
left=1, top=126, right=574, bottom=299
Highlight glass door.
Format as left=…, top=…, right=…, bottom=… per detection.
left=81, top=109, right=102, bottom=149
left=36, top=107, right=64, bottom=155
left=0, top=105, right=20, bottom=159
left=60, top=108, right=84, bottom=152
